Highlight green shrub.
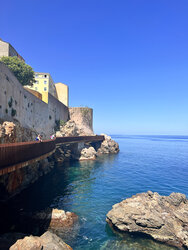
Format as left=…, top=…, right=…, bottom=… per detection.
left=60, top=120, right=66, bottom=126
left=0, top=56, right=35, bottom=86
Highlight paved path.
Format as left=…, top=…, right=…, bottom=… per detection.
left=0, top=135, right=104, bottom=175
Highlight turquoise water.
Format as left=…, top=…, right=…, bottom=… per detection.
left=7, top=135, right=188, bottom=249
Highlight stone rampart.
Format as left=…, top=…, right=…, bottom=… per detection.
left=0, top=62, right=69, bottom=138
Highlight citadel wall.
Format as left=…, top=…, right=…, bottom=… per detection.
left=0, top=62, right=69, bottom=138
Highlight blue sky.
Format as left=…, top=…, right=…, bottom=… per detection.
left=1, top=0, right=188, bottom=135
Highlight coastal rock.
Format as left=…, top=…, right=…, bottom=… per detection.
left=10, top=235, right=42, bottom=250
left=106, top=191, right=188, bottom=248
left=79, top=146, right=97, bottom=160
left=69, top=107, right=94, bottom=136
left=31, top=208, right=79, bottom=242
left=0, top=120, right=38, bottom=144
left=97, top=134, right=119, bottom=154
left=0, top=121, right=16, bottom=143
left=49, top=208, right=78, bottom=229
left=33, top=208, right=78, bottom=231
left=10, top=231, right=72, bottom=250
left=40, top=231, right=72, bottom=250
left=56, top=119, right=94, bottom=137
left=57, top=120, right=79, bottom=137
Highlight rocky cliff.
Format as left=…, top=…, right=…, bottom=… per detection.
left=0, top=120, right=38, bottom=144
left=69, top=107, right=93, bottom=135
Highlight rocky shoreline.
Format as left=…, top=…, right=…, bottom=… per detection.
left=106, top=191, right=188, bottom=249
left=0, top=119, right=120, bottom=249
left=0, top=208, right=79, bottom=249
left=0, top=119, right=119, bottom=201
left=10, top=231, right=72, bottom=250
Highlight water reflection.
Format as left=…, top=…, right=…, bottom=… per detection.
left=0, top=134, right=185, bottom=250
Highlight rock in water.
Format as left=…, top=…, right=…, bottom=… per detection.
left=40, top=231, right=72, bottom=250
left=97, top=134, right=119, bottom=154
left=79, top=146, right=97, bottom=160
left=106, top=191, right=188, bottom=248
left=32, top=208, right=79, bottom=239
left=49, top=209, right=78, bottom=229
left=10, top=231, right=72, bottom=250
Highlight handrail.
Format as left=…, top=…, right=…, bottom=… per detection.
left=0, top=135, right=104, bottom=169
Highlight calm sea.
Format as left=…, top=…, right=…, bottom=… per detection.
left=4, top=135, right=188, bottom=249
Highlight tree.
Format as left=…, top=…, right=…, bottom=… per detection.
left=0, top=56, right=35, bottom=86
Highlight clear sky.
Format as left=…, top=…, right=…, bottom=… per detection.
left=1, top=0, right=188, bottom=135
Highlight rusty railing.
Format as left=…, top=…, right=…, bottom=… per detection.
left=0, top=135, right=104, bottom=169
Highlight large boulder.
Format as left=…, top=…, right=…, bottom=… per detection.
left=0, top=121, right=38, bottom=143
left=106, top=191, right=188, bottom=248
left=40, top=231, right=72, bottom=250
left=56, top=120, right=79, bottom=137
left=10, top=231, right=72, bottom=250
left=79, top=146, right=97, bottom=160
left=10, top=235, right=42, bottom=250
left=33, top=208, right=78, bottom=237
left=97, top=134, right=119, bottom=154
left=49, top=209, right=78, bottom=229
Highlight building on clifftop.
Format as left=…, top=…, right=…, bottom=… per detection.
left=26, top=72, right=57, bottom=103
left=55, top=83, right=69, bottom=107
left=0, top=38, right=69, bottom=107
left=25, top=73, right=69, bottom=107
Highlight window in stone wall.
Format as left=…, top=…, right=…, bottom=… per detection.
left=44, top=87, right=47, bottom=91
left=44, top=80, right=47, bottom=84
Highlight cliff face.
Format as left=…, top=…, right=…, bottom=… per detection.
left=69, top=107, right=93, bottom=135
left=56, top=120, right=94, bottom=137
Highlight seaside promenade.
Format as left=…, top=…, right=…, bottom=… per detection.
left=0, top=135, right=104, bottom=176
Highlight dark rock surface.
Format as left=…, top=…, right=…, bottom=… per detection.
left=33, top=208, right=78, bottom=232
left=106, top=191, right=188, bottom=248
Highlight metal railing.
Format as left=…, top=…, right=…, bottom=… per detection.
left=0, top=135, right=104, bottom=169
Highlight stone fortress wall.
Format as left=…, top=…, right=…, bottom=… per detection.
left=0, top=62, right=69, bottom=138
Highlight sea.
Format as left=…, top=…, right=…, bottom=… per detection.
left=2, top=135, right=188, bottom=249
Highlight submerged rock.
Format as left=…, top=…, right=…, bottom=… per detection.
left=97, top=134, right=119, bottom=155
left=10, top=231, right=72, bottom=250
left=33, top=208, right=79, bottom=237
left=106, top=191, right=188, bottom=248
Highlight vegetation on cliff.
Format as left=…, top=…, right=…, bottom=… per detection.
left=0, top=56, right=35, bottom=86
